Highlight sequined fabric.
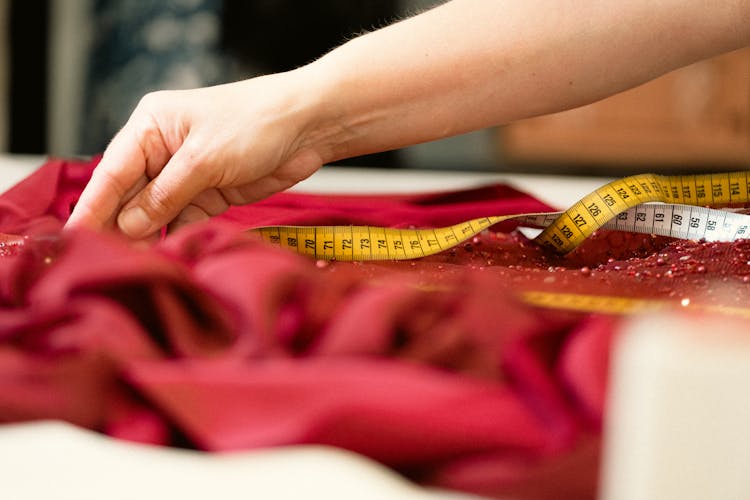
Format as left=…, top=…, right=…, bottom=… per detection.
left=1, top=158, right=745, bottom=499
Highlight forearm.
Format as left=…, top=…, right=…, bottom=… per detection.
left=300, top=0, right=750, bottom=162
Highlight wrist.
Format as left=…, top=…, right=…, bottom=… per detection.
left=286, top=58, right=360, bottom=165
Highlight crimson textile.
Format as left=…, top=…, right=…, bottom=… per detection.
left=2, top=158, right=746, bottom=499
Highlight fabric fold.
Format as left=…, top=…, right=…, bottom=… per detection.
left=0, top=157, right=622, bottom=499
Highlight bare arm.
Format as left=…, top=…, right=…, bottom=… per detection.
left=304, top=0, right=750, bottom=162
left=67, top=0, right=750, bottom=239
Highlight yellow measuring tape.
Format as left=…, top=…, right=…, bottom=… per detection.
left=253, top=171, right=750, bottom=259
left=522, top=291, right=750, bottom=319
left=251, top=171, right=750, bottom=318
left=535, top=171, right=750, bottom=253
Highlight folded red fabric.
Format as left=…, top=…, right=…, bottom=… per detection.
left=0, top=157, right=631, bottom=499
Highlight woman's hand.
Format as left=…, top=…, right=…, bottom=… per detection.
left=67, top=69, right=331, bottom=239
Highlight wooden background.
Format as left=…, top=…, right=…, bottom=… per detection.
left=498, top=48, right=750, bottom=172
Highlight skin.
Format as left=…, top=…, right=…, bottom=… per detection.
left=66, top=0, right=750, bottom=240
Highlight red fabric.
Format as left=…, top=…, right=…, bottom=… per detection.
left=2, top=157, right=741, bottom=499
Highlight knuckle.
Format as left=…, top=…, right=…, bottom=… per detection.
left=92, top=167, right=128, bottom=199
left=141, top=180, right=177, bottom=218
left=178, top=141, right=202, bottom=164
left=136, top=90, right=167, bottom=111
left=177, top=143, right=218, bottom=183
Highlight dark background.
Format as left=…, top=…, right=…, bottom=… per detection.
left=7, top=0, right=400, bottom=167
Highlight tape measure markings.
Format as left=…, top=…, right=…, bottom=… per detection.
left=535, top=172, right=750, bottom=253
left=606, top=203, right=750, bottom=242
left=255, top=203, right=750, bottom=261
left=253, top=171, right=750, bottom=260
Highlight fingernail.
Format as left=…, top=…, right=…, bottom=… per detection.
left=118, top=206, right=151, bottom=237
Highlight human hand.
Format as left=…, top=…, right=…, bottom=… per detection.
left=67, top=70, right=330, bottom=239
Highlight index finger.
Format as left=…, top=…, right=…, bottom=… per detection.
left=66, top=122, right=168, bottom=231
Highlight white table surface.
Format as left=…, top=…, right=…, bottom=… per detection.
left=297, top=165, right=612, bottom=210
left=0, top=155, right=614, bottom=207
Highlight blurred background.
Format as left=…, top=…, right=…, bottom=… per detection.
left=0, top=0, right=748, bottom=174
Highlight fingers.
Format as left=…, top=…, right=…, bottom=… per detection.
left=116, top=143, right=212, bottom=239
left=228, top=148, right=324, bottom=205
left=67, top=110, right=172, bottom=231
left=167, top=188, right=231, bottom=233
left=66, top=131, right=143, bottom=230
left=67, top=80, right=323, bottom=239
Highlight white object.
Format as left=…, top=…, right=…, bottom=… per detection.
left=0, top=421, right=480, bottom=500
left=602, top=312, right=750, bottom=500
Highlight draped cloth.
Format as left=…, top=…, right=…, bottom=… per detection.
left=4, top=157, right=740, bottom=499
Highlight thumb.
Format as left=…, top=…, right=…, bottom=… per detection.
left=117, top=145, right=209, bottom=239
